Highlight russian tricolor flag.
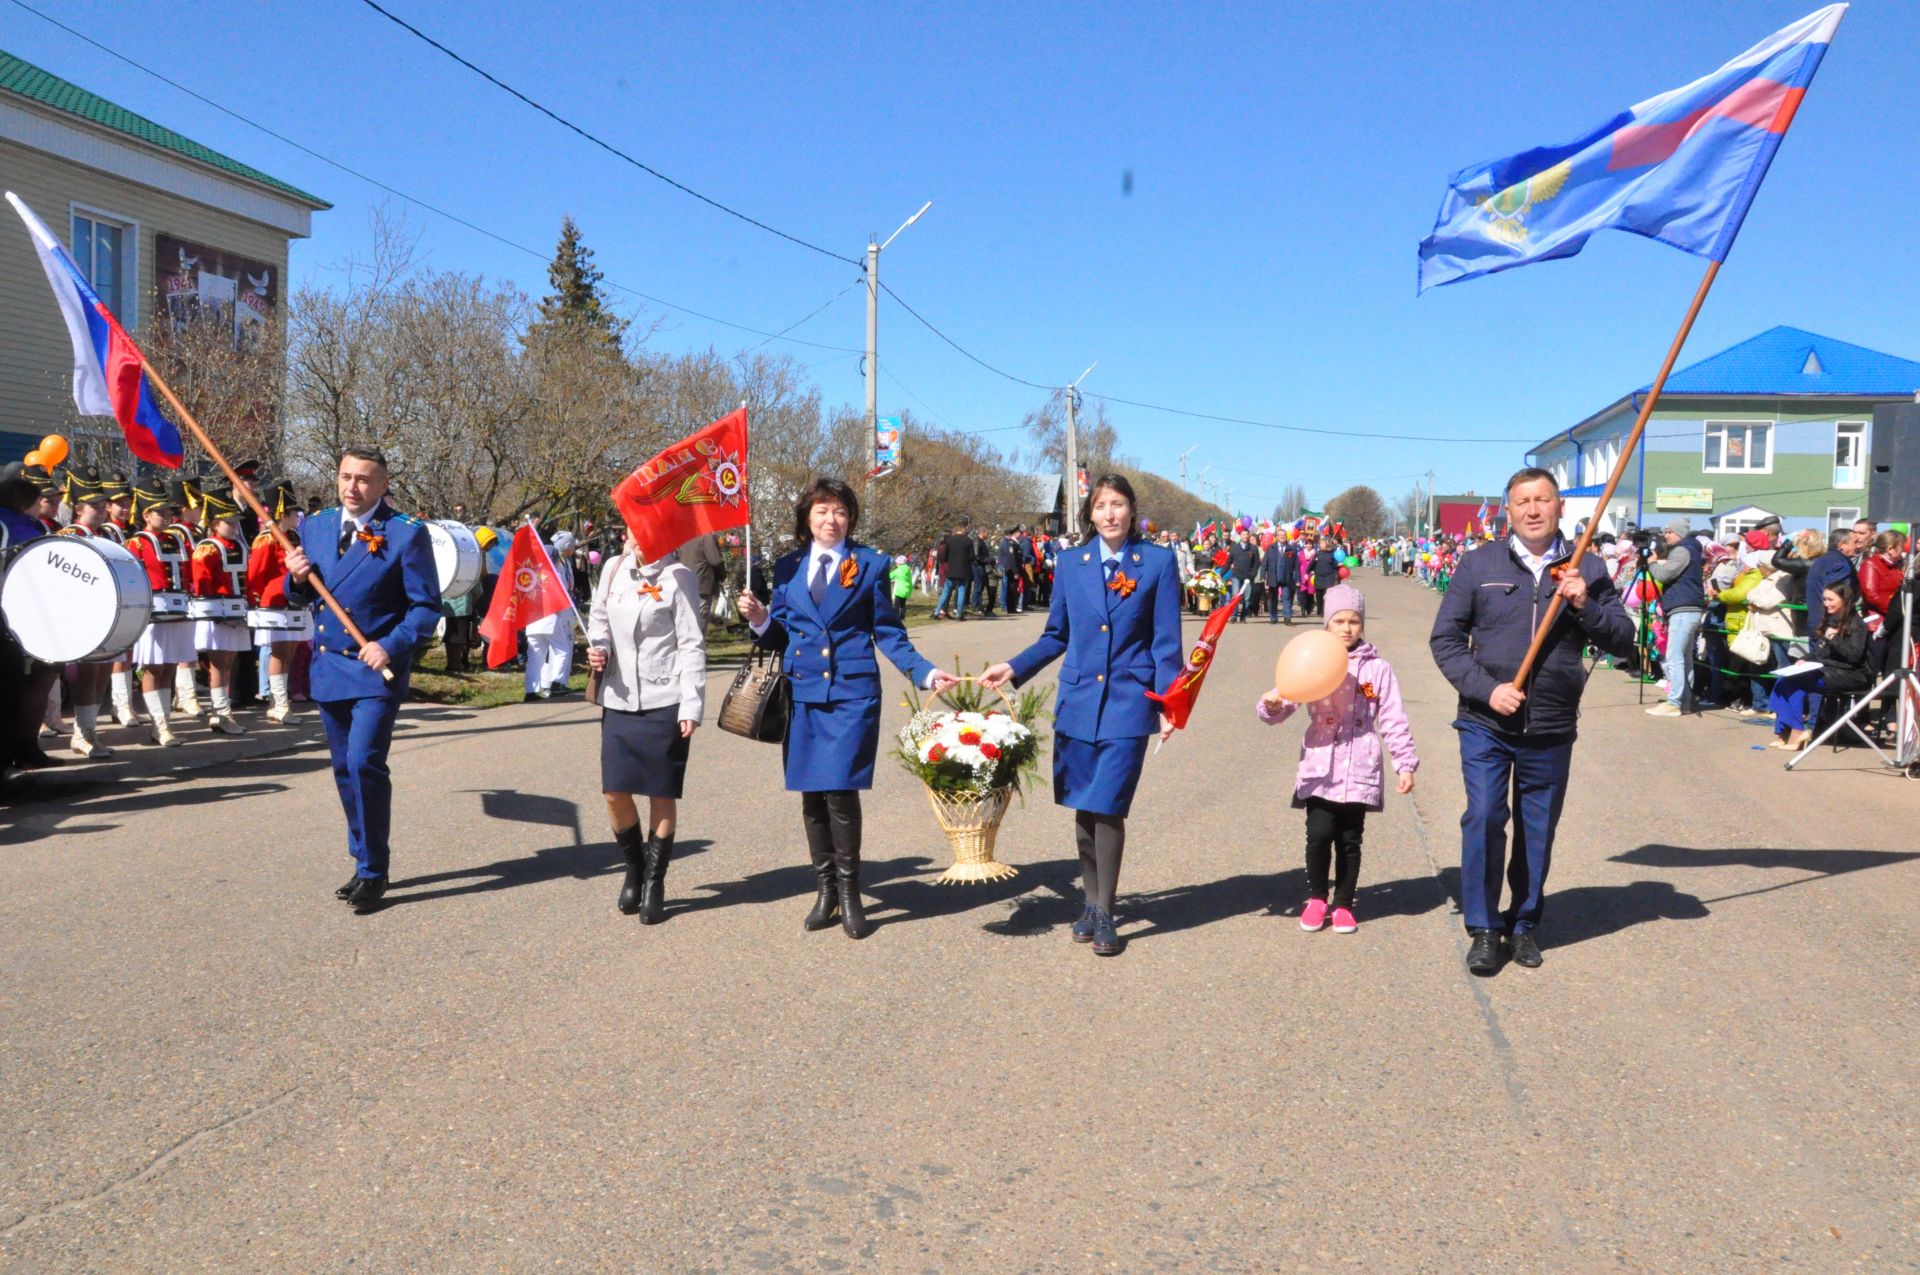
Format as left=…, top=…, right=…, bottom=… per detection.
left=1419, top=5, right=1846, bottom=291
left=7, top=191, right=183, bottom=467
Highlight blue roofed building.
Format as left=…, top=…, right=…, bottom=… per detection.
left=1527, top=326, right=1920, bottom=539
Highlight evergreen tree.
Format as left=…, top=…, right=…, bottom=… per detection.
left=533, top=216, right=627, bottom=348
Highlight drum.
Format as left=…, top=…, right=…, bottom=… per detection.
left=1, top=535, right=152, bottom=662
left=151, top=590, right=192, bottom=621
left=247, top=607, right=312, bottom=631
left=428, top=520, right=483, bottom=600
left=187, top=596, right=247, bottom=620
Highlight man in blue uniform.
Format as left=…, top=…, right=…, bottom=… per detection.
left=284, top=447, right=442, bottom=913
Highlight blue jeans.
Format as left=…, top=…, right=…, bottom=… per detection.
left=1267, top=585, right=1294, bottom=622
left=936, top=579, right=969, bottom=616
left=1664, top=609, right=1703, bottom=708
left=1455, top=720, right=1574, bottom=934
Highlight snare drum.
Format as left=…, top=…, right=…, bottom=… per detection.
left=248, top=607, right=314, bottom=644
left=187, top=596, right=248, bottom=620
left=151, top=590, right=192, bottom=621
left=428, top=520, right=483, bottom=600
left=0, top=536, right=153, bottom=662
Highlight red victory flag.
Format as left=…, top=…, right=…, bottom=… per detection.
left=1146, top=584, right=1246, bottom=731
left=611, top=407, right=750, bottom=560
left=478, top=525, right=575, bottom=668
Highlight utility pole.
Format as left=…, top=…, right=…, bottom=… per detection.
left=864, top=237, right=879, bottom=458
left=1426, top=469, right=1437, bottom=538
left=1177, top=445, right=1198, bottom=491
left=1063, top=362, right=1098, bottom=537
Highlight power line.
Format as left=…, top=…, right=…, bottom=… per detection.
left=878, top=281, right=1056, bottom=391
left=6, top=0, right=863, bottom=354
left=356, top=0, right=861, bottom=268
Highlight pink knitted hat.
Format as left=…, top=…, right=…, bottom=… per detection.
left=1321, top=583, right=1365, bottom=627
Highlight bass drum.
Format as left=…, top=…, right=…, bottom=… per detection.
left=427, top=520, right=483, bottom=600
left=1, top=535, right=153, bottom=662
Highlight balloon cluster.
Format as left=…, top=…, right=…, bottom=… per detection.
left=22, top=433, right=68, bottom=468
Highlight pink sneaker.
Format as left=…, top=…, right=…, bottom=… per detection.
left=1299, top=898, right=1329, bottom=931
left=1330, top=906, right=1358, bottom=934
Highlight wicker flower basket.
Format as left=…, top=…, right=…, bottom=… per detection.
left=925, top=785, right=1017, bottom=884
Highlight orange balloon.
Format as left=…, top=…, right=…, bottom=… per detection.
left=37, top=434, right=69, bottom=468
left=1273, top=629, right=1349, bottom=704
left=23, top=449, right=42, bottom=468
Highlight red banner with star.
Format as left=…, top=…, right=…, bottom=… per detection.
left=611, top=407, right=750, bottom=560
left=478, top=524, right=574, bottom=668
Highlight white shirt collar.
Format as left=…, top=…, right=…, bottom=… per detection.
left=808, top=540, right=846, bottom=582
left=1509, top=534, right=1563, bottom=579
left=1096, top=538, right=1126, bottom=564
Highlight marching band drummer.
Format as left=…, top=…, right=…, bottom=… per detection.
left=980, top=473, right=1184, bottom=958
left=586, top=529, right=707, bottom=924
left=98, top=473, right=142, bottom=728
left=126, top=480, right=196, bottom=747
left=737, top=477, right=958, bottom=941
left=165, top=480, right=205, bottom=720
left=247, top=480, right=308, bottom=724
left=187, top=485, right=251, bottom=736
left=52, top=472, right=122, bottom=758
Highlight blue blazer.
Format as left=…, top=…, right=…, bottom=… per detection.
left=286, top=501, right=444, bottom=702
left=1007, top=537, right=1184, bottom=740
left=755, top=542, right=934, bottom=704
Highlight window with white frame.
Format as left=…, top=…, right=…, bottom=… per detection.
left=1827, top=507, right=1860, bottom=534
left=1833, top=421, right=1866, bottom=489
left=1703, top=420, right=1772, bottom=474
left=1716, top=509, right=1775, bottom=540
left=71, top=208, right=136, bottom=322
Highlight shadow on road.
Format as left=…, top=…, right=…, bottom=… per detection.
left=1121, top=870, right=1305, bottom=942
left=387, top=837, right=715, bottom=905
left=0, top=779, right=290, bottom=845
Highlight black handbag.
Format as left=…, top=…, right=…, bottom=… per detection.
left=717, top=647, right=790, bottom=743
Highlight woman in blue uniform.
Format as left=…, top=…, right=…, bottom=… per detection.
left=739, top=478, right=956, bottom=939
left=982, top=474, right=1183, bottom=956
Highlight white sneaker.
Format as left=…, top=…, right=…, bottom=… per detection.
left=1645, top=702, right=1683, bottom=717
left=150, top=722, right=179, bottom=748
left=208, top=713, right=248, bottom=736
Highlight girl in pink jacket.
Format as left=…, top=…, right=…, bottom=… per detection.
left=1256, top=583, right=1419, bottom=934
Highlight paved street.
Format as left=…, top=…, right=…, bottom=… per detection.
left=2, top=577, right=1915, bottom=1272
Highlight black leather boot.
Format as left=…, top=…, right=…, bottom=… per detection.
left=614, top=824, right=645, bottom=915
left=638, top=832, right=672, bottom=925
left=801, top=795, right=839, bottom=931
left=825, top=791, right=867, bottom=939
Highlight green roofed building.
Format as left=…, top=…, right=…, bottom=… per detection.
left=1528, top=326, right=1920, bottom=540
left=0, top=49, right=328, bottom=464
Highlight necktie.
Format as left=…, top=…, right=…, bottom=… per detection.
left=338, top=520, right=355, bottom=555
left=810, top=552, right=832, bottom=606
left=1104, top=556, right=1119, bottom=609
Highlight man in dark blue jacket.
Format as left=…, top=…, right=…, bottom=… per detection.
left=1804, top=525, right=1860, bottom=627
left=1262, top=536, right=1298, bottom=624
left=1429, top=469, right=1636, bottom=975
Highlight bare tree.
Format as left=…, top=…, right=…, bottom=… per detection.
left=1393, top=485, right=1424, bottom=535
left=1016, top=389, right=1119, bottom=481
left=1271, top=482, right=1309, bottom=523
left=1324, top=484, right=1390, bottom=538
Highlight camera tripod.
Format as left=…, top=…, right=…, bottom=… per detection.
left=1786, top=540, right=1920, bottom=774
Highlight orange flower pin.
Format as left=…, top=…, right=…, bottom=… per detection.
left=355, top=528, right=386, bottom=555
left=838, top=556, right=859, bottom=589
left=1360, top=682, right=1377, bottom=702
left=1107, top=568, right=1137, bottom=599
left=637, top=581, right=663, bottom=602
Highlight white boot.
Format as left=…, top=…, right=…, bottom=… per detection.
left=265, top=673, right=292, bottom=724
left=207, top=687, right=246, bottom=736
left=143, top=689, right=179, bottom=747
left=71, top=706, right=113, bottom=759
left=173, top=666, right=203, bottom=718
left=111, top=671, right=139, bottom=726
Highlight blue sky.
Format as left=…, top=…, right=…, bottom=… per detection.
left=11, top=0, right=1915, bottom=513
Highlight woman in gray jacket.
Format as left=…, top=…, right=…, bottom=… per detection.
left=587, top=532, right=707, bottom=924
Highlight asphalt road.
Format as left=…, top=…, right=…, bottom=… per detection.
left=2, top=576, right=1914, bottom=1272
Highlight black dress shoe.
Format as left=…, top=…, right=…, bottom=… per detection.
left=1070, top=904, right=1098, bottom=944
left=1090, top=909, right=1123, bottom=956
left=12, top=745, right=64, bottom=769
left=1466, top=929, right=1502, bottom=975
left=334, top=875, right=362, bottom=900
left=1508, top=931, right=1543, bottom=968
left=347, top=876, right=388, bottom=914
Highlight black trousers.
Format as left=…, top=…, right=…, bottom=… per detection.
left=1302, top=797, right=1367, bottom=908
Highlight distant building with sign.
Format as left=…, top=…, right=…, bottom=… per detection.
left=0, top=50, right=328, bottom=464
left=1527, top=326, right=1920, bottom=539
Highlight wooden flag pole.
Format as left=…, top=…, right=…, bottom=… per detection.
left=140, top=358, right=394, bottom=681
left=1509, top=258, right=1722, bottom=693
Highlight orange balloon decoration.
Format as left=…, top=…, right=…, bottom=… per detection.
left=1272, top=630, right=1349, bottom=704
left=37, top=434, right=69, bottom=468
left=23, top=450, right=42, bottom=468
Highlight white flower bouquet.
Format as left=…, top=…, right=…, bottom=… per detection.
left=894, top=676, right=1049, bottom=883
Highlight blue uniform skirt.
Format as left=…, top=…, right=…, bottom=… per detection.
left=1053, top=732, right=1151, bottom=817
left=784, top=698, right=882, bottom=792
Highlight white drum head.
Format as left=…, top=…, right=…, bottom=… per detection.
left=2, top=536, right=151, bottom=662
left=427, top=520, right=483, bottom=600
